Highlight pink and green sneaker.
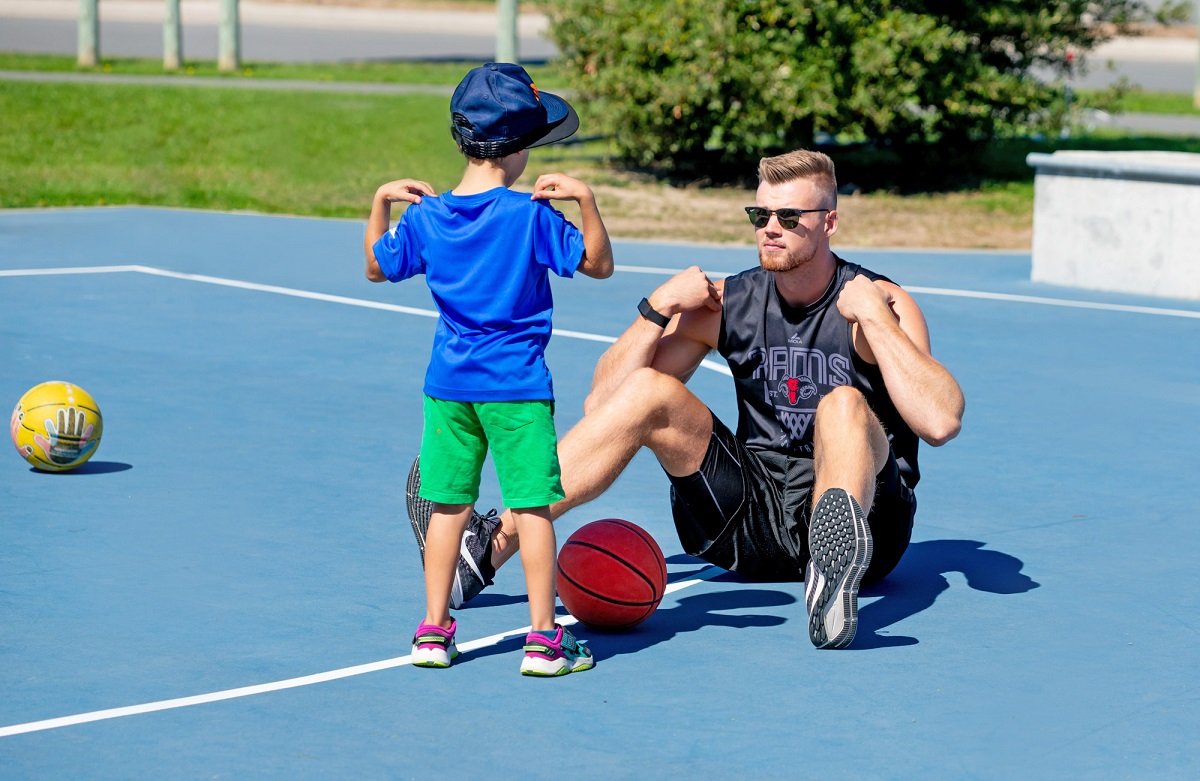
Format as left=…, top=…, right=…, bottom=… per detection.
left=520, top=625, right=594, bottom=677
left=412, top=619, right=459, bottom=668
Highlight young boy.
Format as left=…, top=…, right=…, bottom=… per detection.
left=363, top=63, right=614, bottom=676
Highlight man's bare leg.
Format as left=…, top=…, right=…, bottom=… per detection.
left=490, top=367, right=712, bottom=570
left=811, top=385, right=890, bottom=512
left=806, top=386, right=890, bottom=649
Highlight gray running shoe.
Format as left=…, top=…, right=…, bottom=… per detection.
left=405, top=456, right=499, bottom=609
left=450, top=508, right=499, bottom=608
left=804, top=487, right=873, bottom=649
left=406, top=456, right=434, bottom=566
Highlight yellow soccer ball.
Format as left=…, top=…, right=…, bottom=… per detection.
left=10, top=381, right=103, bottom=472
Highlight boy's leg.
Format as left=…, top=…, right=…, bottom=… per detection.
left=411, top=502, right=471, bottom=669
left=414, top=397, right=492, bottom=610
left=423, top=504, right=473, bottom=627
left=509, top=506, right=556, bottom=633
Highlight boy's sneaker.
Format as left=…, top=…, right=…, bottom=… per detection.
left=804, top=487, right=873, bottom=650
left=520, top=625, right=595, bottom=677
left=411, top=619, right=459, bottom=668
left=405, top=456, right=500, bottom=609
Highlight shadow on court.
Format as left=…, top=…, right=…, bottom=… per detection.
left=461, top=591, right=532, bottom=610
left=852, top=539, right=1040, bottom=650
left=659, top=542, right=1037, bottom=652
left=27, top=461, right=133, bottom=475
left=459, top=540, right=1037, bottom=659
left=458, top=586, right=795, bottom=665
left=583, top=587, right=794, bottom=662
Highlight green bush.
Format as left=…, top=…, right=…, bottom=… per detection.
left=547, top=0, right=1159, bottom=186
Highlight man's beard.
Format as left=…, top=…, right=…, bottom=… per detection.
left=758, top=241, right=816, bottom=272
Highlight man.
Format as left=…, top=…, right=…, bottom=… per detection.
left=408, top=149, right=965, bottom=649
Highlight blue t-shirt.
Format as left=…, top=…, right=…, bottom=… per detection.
left=372, top=187, right=585, bottom=401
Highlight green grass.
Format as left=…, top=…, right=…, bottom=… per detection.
left=0, top=81, right=472, bottom=215
left=2, top=71, right=1198, bottom=244
left=0, top=53, right=564, bottom=88
left=1077, top=88, right=1200, bottom=116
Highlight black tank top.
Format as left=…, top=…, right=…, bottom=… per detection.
left=717, top=257, right=920, bottom=487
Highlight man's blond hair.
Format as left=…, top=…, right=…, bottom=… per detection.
left=757, top=150, right=837, bottom=209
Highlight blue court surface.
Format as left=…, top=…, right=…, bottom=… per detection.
left=1, top=206, right=1198, bottom=779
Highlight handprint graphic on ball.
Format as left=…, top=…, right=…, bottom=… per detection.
left=34, top=406, right=97, bottom=465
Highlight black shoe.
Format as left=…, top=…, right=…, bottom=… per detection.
left=405, top=456, right=434, bottom=566
left=405, top=456, right=498, bottom=609
left=804, top=488, right=873, bottom=649
left=450, top=508, right=499, bottom=609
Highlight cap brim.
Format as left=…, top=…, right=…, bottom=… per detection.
left=526, top=91, right=579, bottom=149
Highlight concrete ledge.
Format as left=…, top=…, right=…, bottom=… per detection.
left=1026, top=150, right=1200, bottom=186
left=1028, top=151, right=1200, bottom=300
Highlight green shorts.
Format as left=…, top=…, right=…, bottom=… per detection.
left=419, top=396, right=565, bottom=509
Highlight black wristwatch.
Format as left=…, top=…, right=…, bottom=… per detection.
left=638, top=297, right=671, bottom=328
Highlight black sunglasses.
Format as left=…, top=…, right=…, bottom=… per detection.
left=744, top=206, right=831, bottom=229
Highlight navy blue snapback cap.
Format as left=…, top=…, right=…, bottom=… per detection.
left=449, top=62, right=579, bottom=158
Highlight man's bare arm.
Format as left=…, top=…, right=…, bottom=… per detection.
left=839, top=276, right=964, bottom=446
left=584, top=268, right=721, bottom=413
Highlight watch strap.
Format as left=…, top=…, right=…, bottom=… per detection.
left=638, top=297, right=671, bottom=328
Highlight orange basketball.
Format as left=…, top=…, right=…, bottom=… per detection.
left=556, top=519, right=667, bottom=629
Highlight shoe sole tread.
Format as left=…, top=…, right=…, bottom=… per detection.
left=806, top=489, right=873, bottom=649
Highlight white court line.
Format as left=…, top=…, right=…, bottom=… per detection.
left=904, top=285, right=1200, bottom=319
left=614, top=264, right=732, bottom=279
left=0, top=566, right=724, bottom=738
left=4, top=264, right=1199, bottom=321
left=0, top=265, right=733, bottom=376
left=0, top=264, right=143, bottom=277
left=131, top=265, right=441, bottom=320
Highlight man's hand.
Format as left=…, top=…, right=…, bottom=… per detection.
left=376, top=179, right=436, bottom=206
left=649, top=266, right=722, bottom=319
left=836, top=274, right=963, bottom=446
left=530, top=173, right=592, bottom=204
left=836, top=274, right=895, bottom=326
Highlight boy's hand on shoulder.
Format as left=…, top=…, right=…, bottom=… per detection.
left=376, top=179, right=436, bottom=205
left=530, top=173, right=593, bottom=205
left=532, top=173, right=612, bottom=280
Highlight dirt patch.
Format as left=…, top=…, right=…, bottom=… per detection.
left=523, top=166, right=1033, bottom=250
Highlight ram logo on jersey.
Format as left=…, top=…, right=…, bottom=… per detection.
left=777, top=376, right=819, bottom=404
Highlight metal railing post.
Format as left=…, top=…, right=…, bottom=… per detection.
left=219, top=0, right=241, bottom=72
left=164, top=0, right=183, bottom=70
left=496, top=0, right=518, bottom=64
left=78, top=0, right=99, bottom=67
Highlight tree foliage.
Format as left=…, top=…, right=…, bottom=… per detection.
left=546, top=1, right=1163, bottom=184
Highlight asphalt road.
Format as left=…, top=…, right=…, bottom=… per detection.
left=0, top=0, right=1195, bottom=92
left=0, top=1, right=558, bottom=63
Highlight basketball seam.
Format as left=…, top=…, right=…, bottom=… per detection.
left=555, top=564, right=660, bottom=607
left=561, top=541, right=660, bottom=596
left=593, top=520, right=667, bottom=583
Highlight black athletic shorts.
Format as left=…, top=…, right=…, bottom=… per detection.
left=666, top=412, right=915, bottom=586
